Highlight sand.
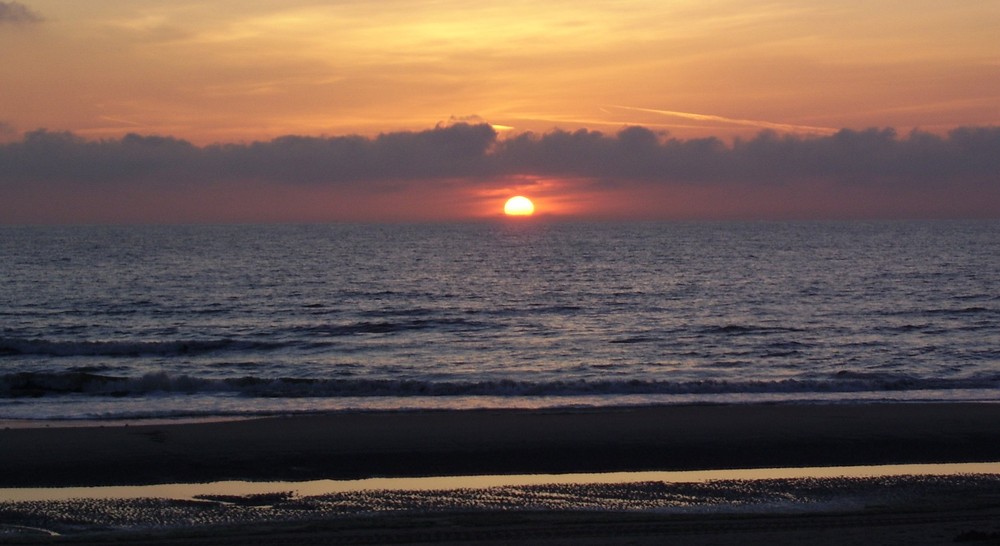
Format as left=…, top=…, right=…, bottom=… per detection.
left=3, top=403, right=1000, bottom=544
left=3, top=403, right=1000, bottom=487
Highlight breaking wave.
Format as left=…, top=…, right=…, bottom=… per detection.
left=3, top=370, right=998, bottom=399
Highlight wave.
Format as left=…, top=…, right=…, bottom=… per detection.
left=925, top=306, right=996, bottom=315
left=883, top=306, right=998, bottom=318
left=3, top=370, right=998, bottom=399
left=0, top=338, right=285, bottom=358
left=697, top=324, right=806, bottom=336
left=0, top=317, right=491, bottom=357
left=298, top=318, right=491, bottom=336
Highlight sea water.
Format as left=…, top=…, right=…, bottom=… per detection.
left=1, top=221, right=998, bottom=420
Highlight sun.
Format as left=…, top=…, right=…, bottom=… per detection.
left=503, top=196, right=535, bottom=216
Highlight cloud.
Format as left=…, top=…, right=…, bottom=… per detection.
left=499, top=125, right=1000, bottom=189
left=0, top=1, right=42, bottom=24
left=1, top=123, right=998, bottom=222
left=4, top=123, right=999, bottom=189
left=607, top=105, right=839, bottom=136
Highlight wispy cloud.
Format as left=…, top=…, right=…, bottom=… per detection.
left=98, top=116, right=145, bottom=127
left=608, top=105, right=839, bottom=136
left=0, top=1, right=42, bottom=24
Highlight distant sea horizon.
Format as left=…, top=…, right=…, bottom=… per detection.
left=2, top=219, right=998, bottom=421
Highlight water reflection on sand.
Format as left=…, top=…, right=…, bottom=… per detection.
left=4, top=462, right=999, bottom=502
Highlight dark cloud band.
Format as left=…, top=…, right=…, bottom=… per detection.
left=3, top=124, right=998, bottom=191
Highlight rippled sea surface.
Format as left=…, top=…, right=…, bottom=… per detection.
left=1, top=221, right=998, bottom=419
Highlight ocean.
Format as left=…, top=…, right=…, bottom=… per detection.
left=1, top=221, right=998, bottom=421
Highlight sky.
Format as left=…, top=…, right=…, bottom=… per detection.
left=1, top=0, right=998, bottom=223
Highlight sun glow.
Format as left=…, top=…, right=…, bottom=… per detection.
left=503, top=196, right=535, bottom=216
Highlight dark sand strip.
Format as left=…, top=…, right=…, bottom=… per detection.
left=3, top=403, right=1000, bottom=488
left=6, top=508, right=1000, bottom=546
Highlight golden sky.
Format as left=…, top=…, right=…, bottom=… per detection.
left=5, top=0, right=998, bottom=143
left=1, top=1, right=999, bottom=223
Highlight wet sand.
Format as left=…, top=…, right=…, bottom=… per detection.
left=5, top=474, right=1000, bottom=545
left=3, top=403, right=1000, bottom=544
left=3, top=403, right=1000, bottom=488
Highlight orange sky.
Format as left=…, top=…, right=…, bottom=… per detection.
left=1, top=1, right=999, bottom=223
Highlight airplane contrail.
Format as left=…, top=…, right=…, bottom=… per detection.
left=99, top=115, right=144, bottom=127
left=608, top=105, right=838, bottom=135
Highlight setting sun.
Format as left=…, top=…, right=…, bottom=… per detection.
left=503, top=196, right=535, bottom=216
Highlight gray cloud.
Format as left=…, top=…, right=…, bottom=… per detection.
left=0, top=1, right=43, bottom=24
left=215, top=122, right=499, bottom=184
left=500, top=125, right=1000, bottom=189
left=0, top=124, right=500, bottom=188
left=1, top=123, right=998, bottom=219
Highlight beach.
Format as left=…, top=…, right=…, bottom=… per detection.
left=3, top=403, right=1000, bottom=487
left=3, top=403, right=1000, bottom=544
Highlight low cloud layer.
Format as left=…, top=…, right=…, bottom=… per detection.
left=1, top=124, right=998, bottom=222
left=0, top=1, right=42, bottom=24
left=4, top=123, right=998, bottom=187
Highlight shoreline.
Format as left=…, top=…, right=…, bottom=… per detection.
left=3, top=402, right=1000, bottom=488
left=3, top=395, right=1000, bottom=429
